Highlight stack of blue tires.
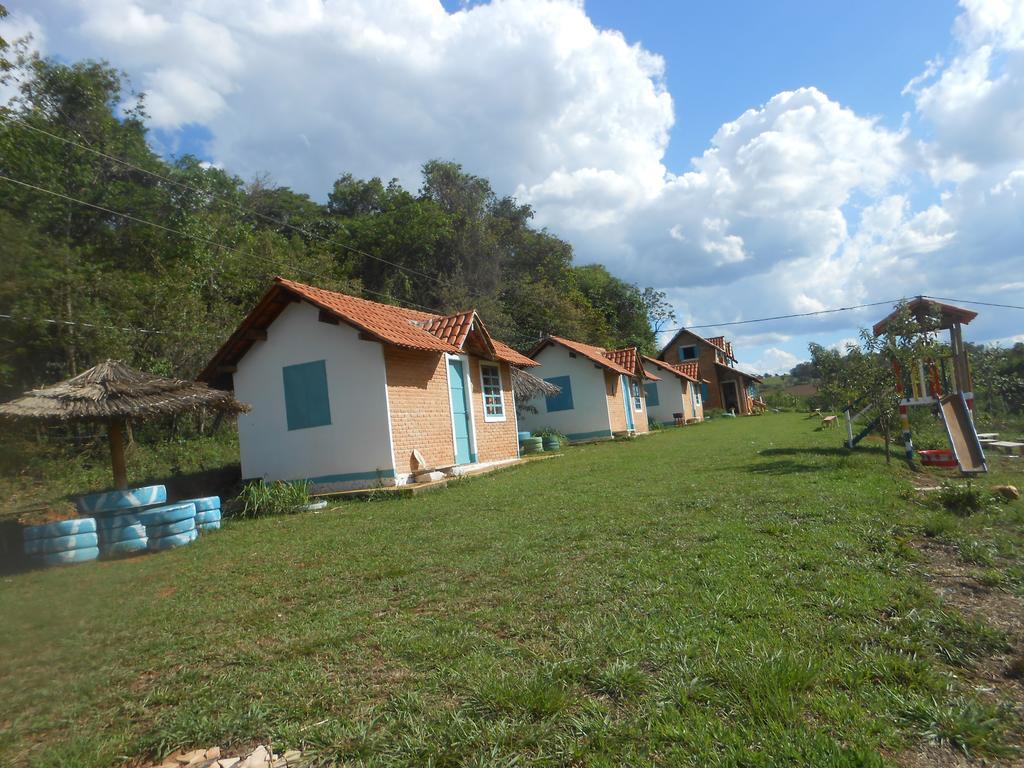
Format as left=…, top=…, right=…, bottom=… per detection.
left=180, top=496, right=221, bottom=532
left=140, top=502, right=197, bottom=552
left=79, top=485, right=167, bottom=559
left=23, top=518, right=99, bottom=566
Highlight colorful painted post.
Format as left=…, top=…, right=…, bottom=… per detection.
left=900, top=403, right=913, bottom=461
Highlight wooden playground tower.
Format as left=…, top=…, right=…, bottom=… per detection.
left=844, top=297, right=988, bottom=473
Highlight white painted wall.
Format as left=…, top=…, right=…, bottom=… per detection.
left=642, top=361, right=686, bottom=426
left=518, top=344, right=612, bottom=441
left=232, top=301, right=395, bottom=488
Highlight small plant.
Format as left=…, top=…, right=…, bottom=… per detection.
left=923, top=513, right=956, bottom=539
left=938, top=481, right=986, bottom=517
left=231, top=480, right=311, bottom=519
left=531, top=426, right=566, bottom=441
left=902, top=696, right=1016, bottom=758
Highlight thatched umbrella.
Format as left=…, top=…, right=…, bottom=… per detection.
left=510, top=366, right=561, bottom=402
left=0, top=360, right=249, bottom=489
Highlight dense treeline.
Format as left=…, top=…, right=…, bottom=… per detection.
left=0, top=40, right=673, bottom=397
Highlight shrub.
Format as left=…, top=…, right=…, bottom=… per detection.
left=231, top=480, right=311, bottom=519
left=938, top=481, right=986, bottom=517
left=531, top=427, right=566, bottom=441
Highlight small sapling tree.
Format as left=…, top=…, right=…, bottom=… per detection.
left=812, top=301, right=942, bottom=463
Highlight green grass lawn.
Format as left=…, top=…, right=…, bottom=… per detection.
left=1, top=414, right=1021, bottom=767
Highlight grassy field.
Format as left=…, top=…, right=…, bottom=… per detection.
left=1, top=413, right=1021, bottom=767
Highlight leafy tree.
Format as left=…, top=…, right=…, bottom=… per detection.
left=811, top=302, right=942, bottom=463
left=641, top=286, right=676, bottom=338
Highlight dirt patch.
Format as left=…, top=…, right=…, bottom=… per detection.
left=899, top=538, right=1024, bottom=766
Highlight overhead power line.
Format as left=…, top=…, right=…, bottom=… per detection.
left=666, top=294, right=1024, bottom=334
left=6, top=117, right=451, bottom=288
left=0, top=172, right=442, bottom=315
left=665, top=298, right=905, bottom=333
left=922, top=295, right=1024, bottom=312
left=0, top=313, right=163, bottom=334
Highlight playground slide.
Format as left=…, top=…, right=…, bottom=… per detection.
left=938, top=393, right=988, bottom=474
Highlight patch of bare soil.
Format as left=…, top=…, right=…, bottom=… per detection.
left=897, top=538, right=1024, bottom=767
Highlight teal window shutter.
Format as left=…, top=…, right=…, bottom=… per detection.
left=544, top=376, right=574, bottom=412
left=701, top=382, right=709, bottom=401
left=679, top=345, right=698, bottom=360
left=645, top=381, right=659, bottom=407
left=282, top=360, right=332, bottom=430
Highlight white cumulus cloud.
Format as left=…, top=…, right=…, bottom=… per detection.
left=10, top=0, right=1024, bottom=364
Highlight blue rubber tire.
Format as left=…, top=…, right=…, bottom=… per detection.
left=179, top=496, right=220, bottom=512
left=101, top=538, right=149, bottom=558
left=23, top=517, right=96, bottom=541
left=148, top=529, right=198, bottom=551
left=34, top=546, right=100, bottom=566
left=95, top=512, right=147, bottom=531
left=138, top=502, right=196, bottom=526
left=194, top=509, right=222, bottom=525
left=76, top=485, right=166, bottom=514
left=100, top=523, right=147, bottom=543
left=24, top=531, right=99, bottom=555
left=198, top=521, right=221, bottom=532
left=146, top=517, right=196, bottom=538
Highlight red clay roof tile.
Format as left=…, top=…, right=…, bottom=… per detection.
left=606, top=347, right=658, bottom=380
left=674, top=360, right=703, bottom=382
left=537, top=336, right=634, bottom=377
left=643, top=355, right=697, bottom=382
left=200, top=278, right=536, bottom=385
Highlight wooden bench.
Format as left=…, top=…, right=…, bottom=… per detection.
left=821, top=415, right=838, bottom=429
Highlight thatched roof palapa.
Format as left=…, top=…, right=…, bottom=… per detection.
left=0, top=360, right=249, bottom=490
left=0, top=360, right=249, bottom=423
left=510, top=366, right=561, bottom=401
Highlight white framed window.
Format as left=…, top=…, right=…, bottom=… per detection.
left=630, top=379, right=643, bottom=412
left=479, top=363, right=506, bottom=422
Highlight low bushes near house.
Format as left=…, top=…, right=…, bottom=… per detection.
left=230, top=480, right=312, bottom=519
left=530, top=427, right=567, bottom=441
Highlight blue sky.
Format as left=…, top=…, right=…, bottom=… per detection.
left=6, top=0, right=1024, bottom=373
left=582, top=1, right=960, bottom=168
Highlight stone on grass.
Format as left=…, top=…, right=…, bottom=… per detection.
left=992, top=484, right=1020, bottom=500
left=239, top=745, right=274, bottom=767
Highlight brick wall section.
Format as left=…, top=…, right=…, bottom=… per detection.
left=663, top=331, right=724, bottom=411
left=384, top=347, right=455, bottom=475
left=467, top=357, right=519, bottom=463
left=605, top=371, right=629, bottom=433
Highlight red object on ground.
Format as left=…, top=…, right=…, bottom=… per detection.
left=918, top=449, right=957, bottom=468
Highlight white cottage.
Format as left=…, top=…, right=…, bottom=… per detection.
left=640, top=355, right=704, bottom=426
left=200, top=278, right=537, bottom=491
left=517, top=335, right=657, bottom=442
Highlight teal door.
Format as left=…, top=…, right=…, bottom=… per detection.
left=621, top=375, right=635, bottom=430
left=448, top=359, right=473, bottom=464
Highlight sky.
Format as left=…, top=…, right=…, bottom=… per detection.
left=4, top=0, right=1024, bottom=374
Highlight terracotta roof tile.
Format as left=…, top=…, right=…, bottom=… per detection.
left=606, top=347, right=658, bottom=380
left=492, top=339, right=538, bottom=368
left=277, top=278, right=459, bottom=353
left=643, top=355, right=696, bottom=382
left=674, top=360, right=703, bottom=382
left=201, top=278, right=536, bottom=385
left=538, top=336, right=634, bottom=377
left=422, top=311, right=476, bottom=348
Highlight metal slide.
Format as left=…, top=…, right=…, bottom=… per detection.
left=938, top=393, right=988, bottom=474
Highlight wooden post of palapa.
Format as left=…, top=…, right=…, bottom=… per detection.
left=108, top=418, right=128, bottom=490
